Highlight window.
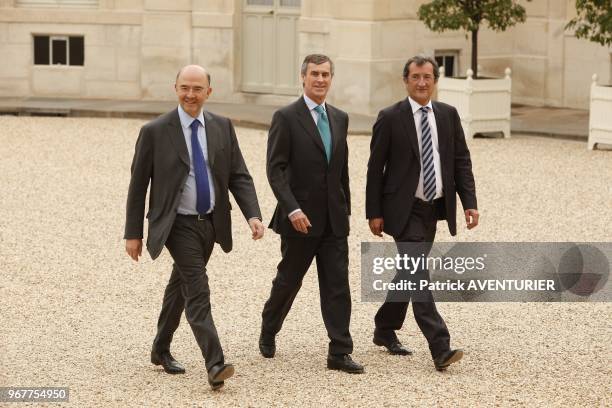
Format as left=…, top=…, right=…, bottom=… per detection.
left=245, top=0, right=300, bottom=7
left=33, top=35, right=84, bottom=66
left=17, top=0, right=98, bottom=7
left=435, top=51, right=459, bottom=77
left=280, top=0, right=301, bottom=7
left=246, top=0, right=273, bottom=5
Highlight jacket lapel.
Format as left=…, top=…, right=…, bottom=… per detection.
left=432, top=101, right=449, bottom=170
left=398, top=98, right=419, bottom=159
left=202, top=110, right=222, bottom=170
left=326, top=104, right=342, bottom=160
left=295, top=97, right=326, bottom=157
left=167, top=109, right=190, bottom=168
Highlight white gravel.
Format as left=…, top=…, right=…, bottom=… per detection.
left=0, top=116, right=610, bottom=407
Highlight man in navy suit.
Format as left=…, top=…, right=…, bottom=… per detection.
left=366, top=55, right=479, bottom=371
left=260, top=54, right=363, bottom=374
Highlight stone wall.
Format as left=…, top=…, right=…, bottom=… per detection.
left=0, top=4, right=144, bottom=98
left=0, top=0, right=238, bottom=101
left=0, top=0, right=610, bottom=113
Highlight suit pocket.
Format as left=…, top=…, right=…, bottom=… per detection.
left=213, top=147, right=226, bottom=161
left=146, top=208, right=160, bottom=221
left=211, top=148, right=228, bottom=176
left=383, top=184, right=398, bottom=194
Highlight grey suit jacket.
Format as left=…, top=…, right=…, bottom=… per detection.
left=124, top=108, right=261, bottom=259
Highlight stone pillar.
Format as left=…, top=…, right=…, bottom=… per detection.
left=191, top=0, right=236, bottom=101
left=140, top=0, right=192, bottom=100
left=300, top=0, right=445, bottom=115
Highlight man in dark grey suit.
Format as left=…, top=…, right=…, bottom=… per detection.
left=366, top=55, right=479, bottom=371
left=259, top=54, right=363, bottom=374
left=124, top=65, right=264, bottom=390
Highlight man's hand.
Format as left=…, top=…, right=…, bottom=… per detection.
left=289, top=210, right=312, bottom=234
left=126, top=238, right=143, bottom=261
left=369, top=217, right=384, bottom=237
left=465, top=209, right=479, bottom=230
left=248, top=218, right=265, bottom=240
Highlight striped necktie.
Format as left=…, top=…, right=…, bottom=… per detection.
left=420, top=106, right=436, bottom=201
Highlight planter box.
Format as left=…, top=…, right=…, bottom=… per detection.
left=588, top=74, right=612, bottom=150
left=437, top=67, right=512, bottom=139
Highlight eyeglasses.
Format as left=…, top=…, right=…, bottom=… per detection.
left=177, top=85, right=209, bottom=94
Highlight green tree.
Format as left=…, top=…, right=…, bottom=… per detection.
left=566, top=0, right=612, bottom=46
left=418, top=0, right=530, bottom=79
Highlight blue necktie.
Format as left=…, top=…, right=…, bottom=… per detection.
left=314, top=105, right=332, bottom=162
left=190, top=119, right=211, bottom=214
left=420, top=107, right=436, bottom=201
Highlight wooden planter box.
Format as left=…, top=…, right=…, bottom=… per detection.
left=588, top=74, right=612, bottom=150
left=437, top=67, right=512, bottom=139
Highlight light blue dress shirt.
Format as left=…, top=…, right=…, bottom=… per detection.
left=176, top=105, right=216, bottom=215
left=303, top=94, right=326, bottom=124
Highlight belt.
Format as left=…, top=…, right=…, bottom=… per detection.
left=176, top=213, right=213, bottom=221
left=415, top=197, right=444, bottom=206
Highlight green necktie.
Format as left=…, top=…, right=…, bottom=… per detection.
left=314, top=104, right=332, bottom=162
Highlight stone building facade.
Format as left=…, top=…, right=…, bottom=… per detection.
left=0, top=0, right=610, bottom=115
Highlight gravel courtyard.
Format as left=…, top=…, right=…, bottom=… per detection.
left=1, top=116, right=610, bottom=407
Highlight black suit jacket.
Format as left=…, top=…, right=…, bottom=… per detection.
left=124, top=108, right=261, bottom=259
left=267, top=97, right=351, bottom=238
left=366, top=98, right=477, bottom=237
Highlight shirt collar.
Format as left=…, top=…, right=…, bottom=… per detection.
left=408, top=96, right=433, bottom=115
left=177, top=105, right=205, bottom=129
left=303, top=94, right=326, bottom=112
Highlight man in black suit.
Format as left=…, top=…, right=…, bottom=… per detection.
left=124, top=65, right=264, bottom=390
left=366, top=55, right=479, bottom=371
left=259, top=54, right=363, bottom=374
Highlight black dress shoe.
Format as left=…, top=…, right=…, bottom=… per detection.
left=151, top=351, right=185, bottom=374
left=208, top=363, right=234, bottom=390
left=433, top=349, right=464, bottom=371
left=259, top=333, right=276, bottom=358
left=327, top=354, right=364, bottom=374
left=373, top=336, right=413, bottom=356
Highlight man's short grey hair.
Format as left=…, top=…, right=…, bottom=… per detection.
left=402, top=55, right=440, bottom=82
left=175, top=66, right=211, bottom=86
left=300, top=54, right=334, bottom=76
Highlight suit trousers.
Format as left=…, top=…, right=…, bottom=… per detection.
left=261, top=223, right=354, bottom=355
left=152, top=214, right=224, bottom=371
left=374, top=199, right=451, bottom=359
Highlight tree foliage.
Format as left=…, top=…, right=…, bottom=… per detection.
left=418, top=0, right=529, bottom=33
left=417, top=0, right=530, bottom=77
left=566, top=0, right=612, bottom=46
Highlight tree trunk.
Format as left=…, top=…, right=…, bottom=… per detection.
left=471, top=28, right=478, bottom=79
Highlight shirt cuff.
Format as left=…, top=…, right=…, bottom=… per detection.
left=288, top=209, right=301, bottom=219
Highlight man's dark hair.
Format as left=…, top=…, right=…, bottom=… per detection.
left=301, top=54, right=334, bottom=76
left=402, top=55, right=440, bottom=82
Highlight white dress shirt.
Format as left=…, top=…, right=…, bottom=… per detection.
left=408, top=96, right=444, bottom=200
